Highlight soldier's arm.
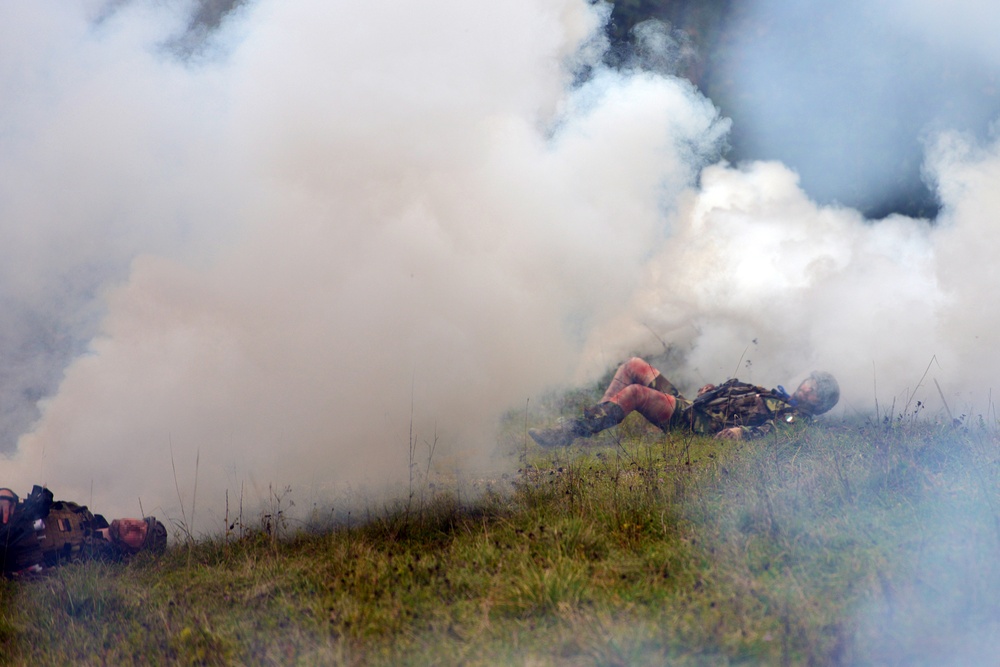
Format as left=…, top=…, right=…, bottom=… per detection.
left=741, top=421, right=776, bottom=440
left=736, top=396, right=803, bottom=440
left=714, top=421, right=779, bottom=441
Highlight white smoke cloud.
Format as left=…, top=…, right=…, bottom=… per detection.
left=582, top=160, right=937, bottom=405
left=0, top=2, right=240, bottom=444
left=4, top=0, right=1000, bottom=537
left=585, top=127, right=1000, bottom=422
left=1, top=0, right=728, bottom=527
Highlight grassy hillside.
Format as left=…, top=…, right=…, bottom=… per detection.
left=2, top=414, right=999, bottom=665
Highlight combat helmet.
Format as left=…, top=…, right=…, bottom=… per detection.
left=805, top=371, right=839, bottom=415
left=141, top=517, right=168, bottom=555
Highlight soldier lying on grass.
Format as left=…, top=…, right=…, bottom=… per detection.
left=0, top=485, right=167, bottom=577
left=530, top=357, right=840, bottom=448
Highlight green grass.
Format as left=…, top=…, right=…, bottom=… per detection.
left=3, top=415, right=1000, bottom=665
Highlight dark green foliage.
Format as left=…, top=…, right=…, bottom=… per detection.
left=604, top=0, right=733, bottom=49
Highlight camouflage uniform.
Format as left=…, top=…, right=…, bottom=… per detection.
left=0, top=486, right=165, bottom=577
left=603, top=359, right=806, bottom=439
left=670, top=378, right=803, bottom=439
left=530, top=357, right=824, bottom=448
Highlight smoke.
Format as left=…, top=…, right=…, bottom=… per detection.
left=581, top=0, right=1000, bottom=419
left=707, top=0, right=1000, bottom=218
left=3, top=0, right=1000, bottom=537
left=581, top=159, right=937, bottom=408
left=0, top=0, right=730, bottom=525
left=585, top=124, right=1000, bottom=419
left=0, top=2, right=240, bottom=447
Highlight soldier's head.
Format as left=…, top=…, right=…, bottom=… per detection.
left=143, top=517, right=168, bottom=555
left=0, top=488, right=17, bottom=525
left=109, top=517, right=168, bottom=555
left=792, top=371, right=839, bottom=415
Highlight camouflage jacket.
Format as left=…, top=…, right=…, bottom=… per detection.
left=672, top=379, right=807, bottom=439
left=0, top=486, right=123, bottom=577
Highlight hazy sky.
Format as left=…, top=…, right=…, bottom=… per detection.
left=706, top=0, right=1000, bottom=219
left=2, top=0, right=1000, bottom=528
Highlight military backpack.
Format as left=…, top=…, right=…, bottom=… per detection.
left=680, top=378, right=797, bottom=433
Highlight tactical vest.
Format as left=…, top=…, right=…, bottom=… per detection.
left=0, top=489, right=114, bottom=576
left=36, top=501, right=110, bottom=567
left=677, top=378, right=799, bottom=434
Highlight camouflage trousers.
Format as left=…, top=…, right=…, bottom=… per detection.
left=599, top=358, right=678, bottom=430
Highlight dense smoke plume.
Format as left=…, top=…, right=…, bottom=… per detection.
left=2, top=0, right=1000, bottom=536
left=0, top=0, right=729, bottom=525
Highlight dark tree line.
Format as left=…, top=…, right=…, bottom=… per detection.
left=600, top=0, right=942, bottom=220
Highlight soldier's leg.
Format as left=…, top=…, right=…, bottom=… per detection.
left=600, top=357, right=680, bottom=402
left=530, top=358, right=679, bottom=448
left=529, top=401, right=628, bottom=448
left=606, top=385, right=677, bottom=430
